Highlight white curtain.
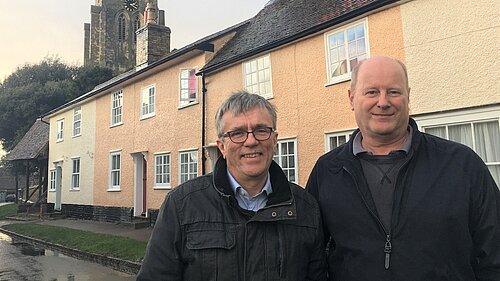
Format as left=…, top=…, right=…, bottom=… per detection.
left=475, top=121, right=500, bottom=186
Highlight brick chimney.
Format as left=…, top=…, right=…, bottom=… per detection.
left=136, top=1, right=171, bottom=69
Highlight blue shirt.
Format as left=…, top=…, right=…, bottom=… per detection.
left=227, top=170, right=272, bottom=212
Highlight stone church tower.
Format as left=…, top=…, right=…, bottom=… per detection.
left=84, top=0, right=170, bottom=74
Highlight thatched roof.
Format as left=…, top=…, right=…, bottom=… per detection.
left=5, top=118, right=49, bottom=161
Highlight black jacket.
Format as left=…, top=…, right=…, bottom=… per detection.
left=307, top=118, right=500, bottom=281
left=137, top=157, right=327, bottom=281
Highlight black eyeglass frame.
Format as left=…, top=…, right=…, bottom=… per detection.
left=222, top=126, right=275, bottom=143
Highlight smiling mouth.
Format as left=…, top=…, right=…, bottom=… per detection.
left=242, top=153, right=262, bottom=158
left=372, top=113, right=393, bottom=117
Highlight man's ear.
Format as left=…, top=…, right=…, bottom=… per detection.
left=348, top=89, right=354, bottom=110
left=216, top=139, right=226, bottom=159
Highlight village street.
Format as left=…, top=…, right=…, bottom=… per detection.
left=0, top=230, right=135, bottom=281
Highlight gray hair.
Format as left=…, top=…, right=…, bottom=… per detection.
left=350, top=57, right=409, bottom=91
left=215, top=90, right=277, bottom=138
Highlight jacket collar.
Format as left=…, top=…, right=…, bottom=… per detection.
left=342, top=118, right=422, bottom=161
left=212, top=156, right=293, bottom=206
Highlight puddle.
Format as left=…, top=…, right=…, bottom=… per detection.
left=12, top=241, right=45, bottom=256
left=0, top=232, right=12, bottom=242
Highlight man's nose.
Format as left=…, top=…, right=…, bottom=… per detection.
left=377, top=92, right=391, bottom=109
left=244, top=131, right=259, bottom=145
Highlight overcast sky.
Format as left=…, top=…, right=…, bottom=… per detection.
left=0, top=0, right=269, bottom=82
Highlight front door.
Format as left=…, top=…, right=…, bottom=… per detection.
left=132, top=152, right=147, bottom=217
left=54, top=165, right=62, bottom=211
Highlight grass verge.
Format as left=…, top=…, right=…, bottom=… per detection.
left=1, top=223, right=147, bottom=262
left=0, top=203, right=18, bottom=219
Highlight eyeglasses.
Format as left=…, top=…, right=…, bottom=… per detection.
left=222, top=127, right=274, bottom=143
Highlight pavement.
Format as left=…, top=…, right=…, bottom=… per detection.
left=0, top=202, right=153, bottom=242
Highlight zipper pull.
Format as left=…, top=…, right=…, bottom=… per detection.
left=384, top=234, right=392, bottom=269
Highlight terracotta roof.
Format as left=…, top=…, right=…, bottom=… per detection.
left=201, top=0, right=399, bottom=73
left=5, top=118, right=49, bottom=161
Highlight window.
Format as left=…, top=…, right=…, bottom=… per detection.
left=179, top=69, right=197, bottom=106
left=49, top=170, right=56, bottom=191
left=423, top=120, right=500, bottom=185
left=179, top=150, right=198, bottom=184
left=243, top=55, right=272, bottom=98
left=134, top=16, right=141, bottom=42
left=155, top=153, right=171, bottom=188
left=111, top=90, right=123, bottom=126
left=73, top=107, right=81, bottom=137
left=326, top=130, right=354, bottom=152
left=273, top=139, right=298, bottom=183
left=109, top=152, right=121, bottom=190
left=118, top=14, right=126, bottom=41
left=325, top=19, right=369, bottom=84
left=71, top=158, right=80, bottom=190
left=56, top=119, right=64, bottom=142
left=141, top=85, right=155, bottom=119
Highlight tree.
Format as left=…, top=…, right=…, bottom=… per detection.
left=0, top=57, right=113, bottom=151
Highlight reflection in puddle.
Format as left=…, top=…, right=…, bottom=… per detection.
left=13, top=241, right=45, bottom=256
left=0, top=231, right=13, bottom=242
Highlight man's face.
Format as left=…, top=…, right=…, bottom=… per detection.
left=348, top=57, right=410, bottom=141
left=216, top=106, right=278, bottom=184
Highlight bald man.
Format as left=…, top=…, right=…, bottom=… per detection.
left=307, top=56, right=500, bottom=281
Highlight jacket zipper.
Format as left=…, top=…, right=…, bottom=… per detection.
left=384, top=234, right=392, bottom=269
left=344, top=166, right=392, bottom=269
left=343, top=152, right=413, bottom=271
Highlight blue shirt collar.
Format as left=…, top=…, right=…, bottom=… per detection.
left=227, top=169, right=272, bottom=211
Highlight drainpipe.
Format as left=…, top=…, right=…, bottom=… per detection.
left=201, top=72, right=207, bottom=175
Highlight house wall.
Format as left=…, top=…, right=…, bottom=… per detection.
left=400, top=0, right=500, bottom=114
left=93, top=55, right=206, bottom=210
left=47, top=102, right=96, bottom=205
left=205, top=6, right=406, bottom=186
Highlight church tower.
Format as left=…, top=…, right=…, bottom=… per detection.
left=84, top=0, right=169, bottom=74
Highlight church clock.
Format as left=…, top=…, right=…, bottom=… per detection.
left=124, top=0, right=139, bottom=11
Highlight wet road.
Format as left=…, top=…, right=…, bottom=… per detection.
left=0, top=231, right=136, bottom=281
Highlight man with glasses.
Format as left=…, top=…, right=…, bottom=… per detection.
left=137, top=91, right=327, bottom=281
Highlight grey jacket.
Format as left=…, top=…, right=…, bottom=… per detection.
left=137, top=157, right=327, bottom=281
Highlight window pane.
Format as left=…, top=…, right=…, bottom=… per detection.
left=347, top=27, right=356, bottom=42
left=356, top=24, right=365, bottom=38
left=474, top=121, right=500, bottom=162
left=425, top=126, right=446, bottom=138
left=449, top=124, right=473, bottom=148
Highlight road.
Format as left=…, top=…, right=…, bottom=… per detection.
left=0, top=229, right=136, bottom=280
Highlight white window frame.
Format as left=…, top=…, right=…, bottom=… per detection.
left=111, top=90, right=123, bottom=127
left=73, top=106, right=81, bottom=137
left=109, top=151, right=121, bottom=191
left=324, top=18, right=370, bottom=85
left=273, top=138, right=298, bottom=183
left=179, top=68, right=198, bottom=107
left=154, top=152, right=171, bottom=189
left=414, top=106, right=500, bottom=186
left=140, top=85, right=156, bottom=119
left=179, top=150, right=198, bottom=184
left=49, top=170, right=56, bottom=191
left=325, top=130, right=355, bottom=152
left=243, top=54, right=273, bottom=99
left=56, top=119, right=64, bottom=142
left=71, top=157, right=80, bottom=190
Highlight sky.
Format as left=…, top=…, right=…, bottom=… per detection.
left=0, top=0, right=270, bottom=82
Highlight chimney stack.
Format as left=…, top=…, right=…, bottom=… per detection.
left=136, top=1, right=171, bottom=69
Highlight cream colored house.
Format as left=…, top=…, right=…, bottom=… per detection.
left=46, top=102, right=96, bottom=210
